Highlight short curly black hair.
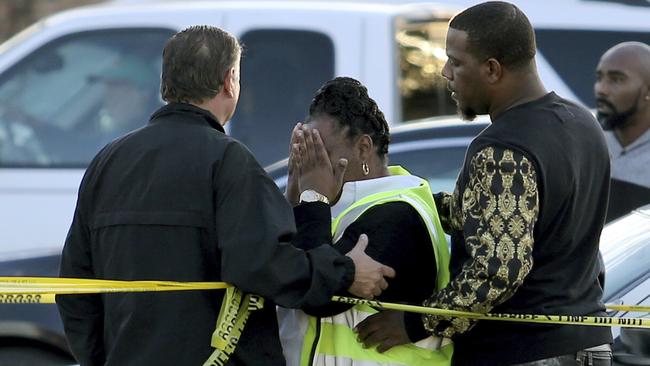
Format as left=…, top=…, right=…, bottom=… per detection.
left=450, top=1, right=536, bottom=70
left=309, top=77, right=390, bottom=155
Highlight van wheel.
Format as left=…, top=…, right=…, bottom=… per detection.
left=0, top=346, right=74, bottom=366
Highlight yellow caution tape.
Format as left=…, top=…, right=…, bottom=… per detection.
left=0, top=277, right=231, bottom=304
left=0, top=277, right=229, bottom=292
left=605, top=304, right=650, bottom=313
left=0, top=293, right=53, bottom=304
left=331, top=296, right=650, bottom=329
left=203, top=287, right=265, bottom=366
left=1, top=277, right=648, bottom=329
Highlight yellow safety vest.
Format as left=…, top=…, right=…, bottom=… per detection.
left=297, top=166, right=453, bottom=366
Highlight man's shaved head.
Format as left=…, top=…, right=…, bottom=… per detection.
left=595, top=42, right=650, bottom=132
left=601, top=42, right=650, bottom=84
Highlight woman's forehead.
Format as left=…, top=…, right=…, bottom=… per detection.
left=306, top=115, right=350, bottom=149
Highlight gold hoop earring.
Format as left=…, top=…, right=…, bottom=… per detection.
left=362, top=162, right=370, bottom=176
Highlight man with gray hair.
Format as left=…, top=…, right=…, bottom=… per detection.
left=57, top=25, right=394, bottom=366
left=595, top=41, right=650, bottom=221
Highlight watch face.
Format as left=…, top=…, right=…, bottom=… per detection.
left=300, top=190, right=328, bottom=203
left=300, top=190, right=318, bottom=202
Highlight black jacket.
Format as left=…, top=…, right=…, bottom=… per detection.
left=56, top=103, right=354, bottom=366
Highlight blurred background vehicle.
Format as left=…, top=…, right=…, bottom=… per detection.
left=0, top=1, right=459, bottom=257
left=1, top=118, right=648, bottom=365
left=600, top=207, right=650, bottom=366
left=0, top=249, right=72, bottom=365
left=0, top=1, right=649, bottom=364
left=1, top=0, right=650, bottom=257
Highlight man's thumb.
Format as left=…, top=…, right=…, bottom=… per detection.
left=381, top=265, right=396, bottom=278
left=334, top=158, right=348, bottom=185
left=353, top=233, right=368, bottom=253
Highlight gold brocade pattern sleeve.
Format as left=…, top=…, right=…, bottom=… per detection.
left=433, top=184, right=464, bottom=233
left=433, top=192, right=453, bottom=233
left=422, top=146, right=539, bottom=338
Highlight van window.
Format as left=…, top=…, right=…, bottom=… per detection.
left=231, top=29, right=334, bottom=166
left=0, top=28, right=173, bottom=167
left=396, top=17, right=456, bottom=122
left=535, top=29, right=650, bottom=107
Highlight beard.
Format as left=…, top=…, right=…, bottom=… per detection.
left=450, top=87, right=482, bottom=121
left=454, top=97, right=478, bottom=121
left=450, top=88, right=478, bottom=121
left=596, top=93, right=640, bottom=130
left=458, top=105, right=478, bottom=121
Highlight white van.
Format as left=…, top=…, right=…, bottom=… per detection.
left=0, top=1, right=460, bottom=256
left=0, top=0, right=649, bottom=256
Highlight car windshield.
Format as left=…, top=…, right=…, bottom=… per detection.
left=600, top=205, right=650, bottom=300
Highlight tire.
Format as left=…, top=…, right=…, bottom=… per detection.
left=0, top=346, right=74, bottom=366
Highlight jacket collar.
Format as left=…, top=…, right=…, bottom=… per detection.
left=149, top=102, right=224, bottom=133
left=331, top=166, right=423, bottom=218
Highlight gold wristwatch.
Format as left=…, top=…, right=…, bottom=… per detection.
left=299, top=190, right=330, bottom=205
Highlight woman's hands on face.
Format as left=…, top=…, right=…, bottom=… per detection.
left=285, top=123, right=303, bottom=206
left=294, top=127, right=348, bottom=203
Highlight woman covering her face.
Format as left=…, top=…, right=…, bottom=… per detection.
left=278, top=77, right=453, bottom=366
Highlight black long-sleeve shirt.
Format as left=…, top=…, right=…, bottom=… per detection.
left=292, top=199, right=437, bottom=339
left=56, top=103, right=354, bottom=366
left=407, top=93, right=612, bottom=365
left=406, top=146, right=538, bottom=339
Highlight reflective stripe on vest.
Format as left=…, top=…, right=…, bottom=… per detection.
left=301, top=166, right=453, bottom=366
